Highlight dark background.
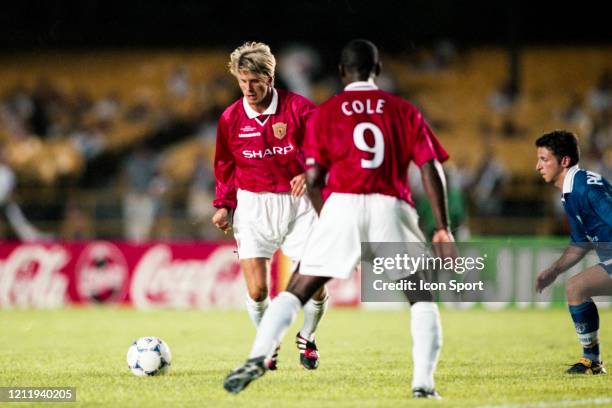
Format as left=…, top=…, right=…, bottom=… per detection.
left=1, top=1, right=609, bottom=51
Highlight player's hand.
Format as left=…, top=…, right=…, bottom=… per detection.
left=535, top=267, right=559, bottom=293
left=212, top=208, right=232, bottom=233
left=290, top=173, right=307, bottom=197
left=431, top=228, right=458, bottom=259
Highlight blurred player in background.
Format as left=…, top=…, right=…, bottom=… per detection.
left=211, top=42, right=327, bottom=370
left=224, top=39, right=456, bottom=399
left=535, top=130, right=612, bottom=374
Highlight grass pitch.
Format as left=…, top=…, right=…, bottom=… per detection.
left=1, top=306, right=611, bottom=407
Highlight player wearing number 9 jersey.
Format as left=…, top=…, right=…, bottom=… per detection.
left=224, top=39, right=457, bottom=399
left=302, top=76, right=448, bottom=206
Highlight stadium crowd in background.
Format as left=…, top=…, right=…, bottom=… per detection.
left=0, top=44, right=610, bottom=240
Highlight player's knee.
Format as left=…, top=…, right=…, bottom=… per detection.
left=565, top=276, right=584, bottom=302
left=312, top=285, right=327, bottom=302
left=286, top=286, right=308, bottom=305
left=247, top=285, right=268, bottom=302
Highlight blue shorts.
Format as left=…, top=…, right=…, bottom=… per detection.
left=599, top=259, right=612, bottom=275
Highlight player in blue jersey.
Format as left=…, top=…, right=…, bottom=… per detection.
left=535, top=130, right=612, bottom=375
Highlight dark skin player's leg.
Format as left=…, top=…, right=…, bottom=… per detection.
left=286, top=267, right=433, bottom=305
left=398, top=269, right=434, bottom=305
left=285, top=271, right=331, bottom=305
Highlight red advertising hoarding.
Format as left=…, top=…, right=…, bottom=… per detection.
left=0, top=241, right=360, bottom=309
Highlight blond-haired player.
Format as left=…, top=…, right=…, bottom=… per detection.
left=212, top=42, right=327, bottom=370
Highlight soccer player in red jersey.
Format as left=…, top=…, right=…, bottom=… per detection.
left=212, top=42, right=327, bottom=370
left=224, top=39, right=457, bottom=399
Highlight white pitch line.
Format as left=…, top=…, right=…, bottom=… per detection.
left=476, top=397, right=612, bottom=408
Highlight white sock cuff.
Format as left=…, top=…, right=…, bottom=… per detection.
left=578, top=330, right=600, bottom=346
left=307, top=295, right=329, bottom=306
left=277, top=291, right=302, bottom=307
left=246, top=295, right=270, bottom=310
left=410, top=301, right=439, bottom=314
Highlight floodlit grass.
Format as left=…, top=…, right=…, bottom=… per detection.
left=0, top=307, right=611, bottom=407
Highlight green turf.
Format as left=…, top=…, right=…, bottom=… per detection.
left=0, top=307, right=611, bottom=407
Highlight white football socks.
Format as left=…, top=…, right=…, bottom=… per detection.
left=249, top=292, right=302, bottom=359
left=410, top=302, right=443, bottom=390
left=299, top=296, right=329, bottom=341
left=245, top=295, right=270, bottom=328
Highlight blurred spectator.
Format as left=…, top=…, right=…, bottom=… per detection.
left=278, top=44, right=321, bottom=99
left=376, top=70, right=398, bottom=94
left=0, top=145, right=51, bottom=241
left=92, top=92, right=121, bottom=125
left=560, top=92, right=592, bottom=135
left=30, top=77, right=62, bottom=138
left=69, top=123, right=107, bottom=161
left=588, top=108, right=612, bottom=154
left=152, top=205, right=174, bottom=240
left=1, top=84, right=34, bottom=140
left=124, top=91, right=153, bottom=123
left=186, top=151, right=216, bottom=238
left=588, top=69, right=612, bottom=113
left=59, top=199, right=94, bottom=240
left=409, top=161, right=469, bottom=240
left=121, top=144, right=169, bottom=242
left=0, top=146, right=16, bottom=209
left=469, top=135, right=508, bottom=216
left=167, top=65, right=191, bottom=99
left=488, top=79, right=518, bottom=113
left=416, top=39, right=457, bottom=72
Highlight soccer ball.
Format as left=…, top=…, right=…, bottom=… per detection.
left=126, top=337, right=172, bottom=376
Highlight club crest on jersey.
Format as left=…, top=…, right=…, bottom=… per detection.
left=272, top=122, right=287, bottom=139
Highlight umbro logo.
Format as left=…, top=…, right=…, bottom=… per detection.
left=238, top=132, right=261, bottom=138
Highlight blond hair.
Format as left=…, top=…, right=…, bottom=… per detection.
left=228, top=42, right=276, bottom=82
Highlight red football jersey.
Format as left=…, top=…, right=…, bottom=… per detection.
left=213, top=88, right=316, bottom=209
left=303, top=81, right=449, bottom=206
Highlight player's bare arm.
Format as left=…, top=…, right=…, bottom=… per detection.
left=305, top=163, right=327, bottom=215
left=535, top=244, right=591, bottom=292
left=420, top=159, right=457, bottom=258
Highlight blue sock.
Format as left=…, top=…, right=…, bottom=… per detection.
left=568, top=301, right=600, bottom=363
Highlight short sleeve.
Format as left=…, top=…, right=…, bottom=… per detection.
left=407, top=105, right=449, bottom=167
left=302, top=108, right=329, bottom=168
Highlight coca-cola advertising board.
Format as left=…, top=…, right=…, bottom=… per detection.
left=0, top=241, right=361, bottom=309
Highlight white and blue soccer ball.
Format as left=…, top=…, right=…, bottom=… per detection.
left=126, top=337, right=172, bottom=376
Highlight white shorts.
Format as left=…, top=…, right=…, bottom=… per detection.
left=233, top=189, right=316, bottom=261
left=300, top=193, right=427, bottom=280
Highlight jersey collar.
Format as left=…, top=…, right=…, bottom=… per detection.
left=344, top=79, right=379, bottom=91
left=563, top=165, right=580, bottom=195
left=243, top=88, right=278, bottom=119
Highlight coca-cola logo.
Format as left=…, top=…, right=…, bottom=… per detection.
left=75, top=242, right=129, bottom=302
left=0, top=245, right=69, bottom=308
left=130, top=244, right=243, bottom=309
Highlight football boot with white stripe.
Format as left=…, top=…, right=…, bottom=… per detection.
left=296, top=332, right=320, bottom=370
